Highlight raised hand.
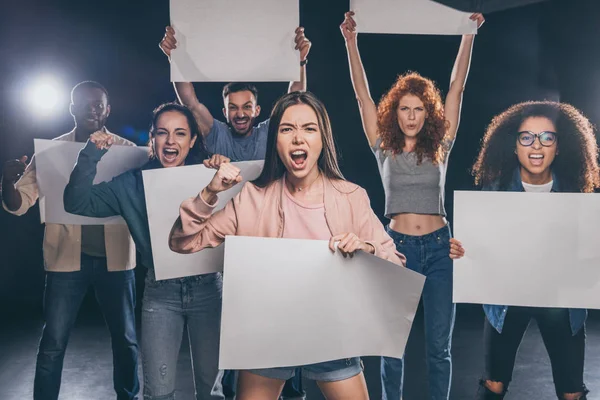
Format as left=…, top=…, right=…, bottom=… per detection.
left=340, top=11, right=357, bottom=42
left=470, top=13, right=485, bottom=29
left=203, top=154, right=231, bottom=170
left=202, top=163, right=242, bottom=204
left=449, top=238, right=465, bottom=259
left=294, top=27, right=311, bottom=61
left=329, top=232, right=375, bottom=258
left=90, top=130, right=114, bottom=150
left=2, top=156, right=28, bottom=184
left=159, top=26, right=177, bottom=58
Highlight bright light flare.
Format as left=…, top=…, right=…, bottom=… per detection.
left=27, top=77, right=66, bottom=116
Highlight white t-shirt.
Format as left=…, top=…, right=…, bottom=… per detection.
left=522, top=180, right=553, bottom=193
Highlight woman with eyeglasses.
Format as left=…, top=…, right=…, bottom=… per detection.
left=454, top=101, right=599, bottom=400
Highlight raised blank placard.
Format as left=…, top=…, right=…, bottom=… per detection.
left=219, top=236, right=425, bottom=369
left=170, top=0, right=299, bottom=82
left=34, top=139, right=149, bottom=225
left=142, top=161, right=264, bottom=280
left=350, top=0, right=477, bottom=35
left=453, top=191, right=600, bottom=309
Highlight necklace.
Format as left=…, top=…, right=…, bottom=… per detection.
left=288, top=171, right=321, bottom=192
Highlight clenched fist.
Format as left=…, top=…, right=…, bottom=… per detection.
left=2, top=156, right=28, bottom=184
left=90, top=131, right=114, bottom=150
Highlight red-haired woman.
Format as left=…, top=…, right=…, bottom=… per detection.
left=340, top=11, right=482, bottom=400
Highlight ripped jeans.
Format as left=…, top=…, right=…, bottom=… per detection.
left=482, top=306, right=587, bottom=399
left=141, top=271, right=224, bottom=400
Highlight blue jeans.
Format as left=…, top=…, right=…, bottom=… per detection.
left=381, top=225, right=455, bottom=400
left=141, top=272, right=223, bottom=400
left=249, top=357, right=361, bottom=382
left=33, top=253, right=139, bottom=400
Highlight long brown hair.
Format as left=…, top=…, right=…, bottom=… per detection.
left=253, top=91, right=344, bottom=187
left=377, top=71, right=448, bottom=164
left=472, top=101, right=600, bottom=192
left=148, top=102, right=209, bottom=165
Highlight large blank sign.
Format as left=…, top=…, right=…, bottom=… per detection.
left=142, top=161, right=264, bottom=280
left=453, top=191, right=600, bottom=309
left=350, top=0, right=477, bottom=35
left=433, top=0, right=549, bottom=13
left=170, top=0, right=299, bottom=82
left=34, top=139, right=149, bottom=225
left=219, top=236, right=426, bottom=369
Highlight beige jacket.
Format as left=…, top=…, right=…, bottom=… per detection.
left=2, top=129, right=137, bottom=272
left=170, top=176, right=406, bottom=266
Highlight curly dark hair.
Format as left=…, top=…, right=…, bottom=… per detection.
left=472, top=101, right=600, bottom=192
left=377, top=71, right=449, bottom=164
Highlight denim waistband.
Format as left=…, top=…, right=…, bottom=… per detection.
left=145, top=268, right=221, bottom=286
left=386, top=224, right=451, bottom=245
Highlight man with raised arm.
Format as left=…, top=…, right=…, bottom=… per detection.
left=160, top=26, right=311, bottom=161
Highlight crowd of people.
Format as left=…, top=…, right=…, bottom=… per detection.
left=1, top=9, right=596, bottom=400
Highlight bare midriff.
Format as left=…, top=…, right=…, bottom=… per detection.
left=389, top=213, right=446, bottom=236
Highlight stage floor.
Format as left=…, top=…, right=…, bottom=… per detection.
left=2, top=301, right=599, bottom=399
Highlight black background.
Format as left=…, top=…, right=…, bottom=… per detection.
left=1, top=0, right=599, bottom=313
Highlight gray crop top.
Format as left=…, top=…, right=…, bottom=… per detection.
left=371, top=138, right=450, bottom=218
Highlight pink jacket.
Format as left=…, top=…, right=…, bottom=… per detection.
left=169, top=176, right=406, bottom=266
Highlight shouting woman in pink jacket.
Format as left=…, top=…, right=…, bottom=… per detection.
left=169, top=91, right=405, bottom=400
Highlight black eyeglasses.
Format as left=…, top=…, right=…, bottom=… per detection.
left=517, top=131, right=557, bottom=147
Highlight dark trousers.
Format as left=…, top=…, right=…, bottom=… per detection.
left=33, top=254, right=139, bottom=400
left=482, top=306, right=587, bottom=398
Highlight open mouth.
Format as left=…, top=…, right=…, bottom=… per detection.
left=162, top=148, right=179, bottom=163
left=529, top=153, right=544, bottom=166
left=290, top=150, right=308, bottom=169
left=233, top=118, right=249, bottom=131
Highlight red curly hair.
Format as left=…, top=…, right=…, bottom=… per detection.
left=377, top=71, right=448, bottom=164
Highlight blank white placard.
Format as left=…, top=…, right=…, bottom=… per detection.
left=350, top=0, right=477, bottom=35
left=453, top=191, right=600, bottom=309
left=34, top=139, right=149, bottom=225
left=219, top=236, right=425, bottom=369
left=142, top=161, right=264, bottom=280
left=170, top=0, right=299, bottom=82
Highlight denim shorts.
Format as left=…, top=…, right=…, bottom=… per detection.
left=247, top=357, right=363, bottom=382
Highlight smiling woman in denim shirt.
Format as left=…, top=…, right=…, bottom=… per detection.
left=457, top=101, right=600, bottom=400
left=64, top=103, right=229, bottom=400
